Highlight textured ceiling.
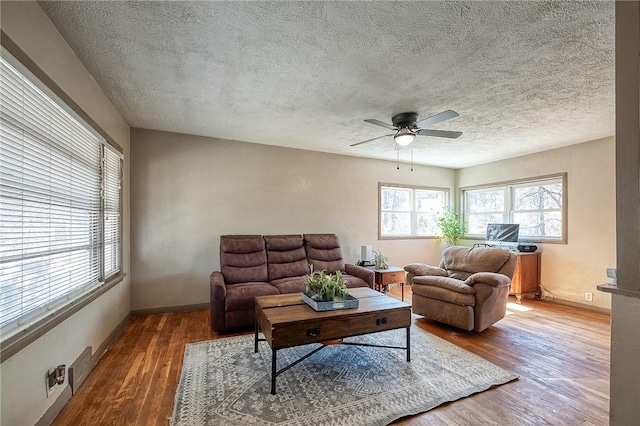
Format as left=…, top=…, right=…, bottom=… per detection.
left=39, top=1, right=615, bottom=169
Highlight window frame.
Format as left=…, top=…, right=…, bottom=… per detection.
left=0, top=35, right=125, bottom=361
left=460, top=173, right=567, bottom=244
left=378, top=182, right=450, bottom=240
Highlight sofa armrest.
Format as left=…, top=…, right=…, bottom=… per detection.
left=210, top=271, right=227, bottom=332
left=404, top=263, right=448, bottom=277
left=464, top=272, right=511, bottom=288
left=345, top=263, right=375, bottom=287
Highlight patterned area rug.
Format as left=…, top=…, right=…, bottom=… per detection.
left=171, top=326, right=517, bottom=425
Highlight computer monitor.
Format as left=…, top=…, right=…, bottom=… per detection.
left=485, top=223, right=519, bottom=248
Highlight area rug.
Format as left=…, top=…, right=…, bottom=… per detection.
left=171, top=326, right=517, bottom=425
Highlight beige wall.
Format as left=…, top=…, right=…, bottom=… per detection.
left=457, top=137, right=616, bottom=310
left=131, top=129, right=616, bottom=313
left=0, top=2, right=131, bottom=425
left=130, top=128, right=455, bottom=310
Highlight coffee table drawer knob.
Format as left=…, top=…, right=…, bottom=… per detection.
left=307, top=328, right=321, bottom=337
left=376, top=317, right=388, bottom=326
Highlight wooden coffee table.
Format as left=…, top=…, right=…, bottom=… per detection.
left=254, top=287, right=411, bottom=394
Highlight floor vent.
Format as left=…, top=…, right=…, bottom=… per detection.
left=69, top=346, right=92, bottom=395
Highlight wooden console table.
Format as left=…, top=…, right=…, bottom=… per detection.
left=511, top=252, right=541, bottom=303
left=367, top=265, right=406, bottom=301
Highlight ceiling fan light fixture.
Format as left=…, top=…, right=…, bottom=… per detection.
left=394, top=128, right=416, bottom=146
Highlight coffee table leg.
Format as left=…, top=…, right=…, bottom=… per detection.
left=271, top=348, right=277, bottom=395
left=406, top=326, right=411, bottom=362
left=255, top=320, right=259, bottom=353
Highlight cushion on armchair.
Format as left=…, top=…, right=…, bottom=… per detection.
left=442, top=246, right=512, bottom=280
left=412, top=283, right=476, bottom=306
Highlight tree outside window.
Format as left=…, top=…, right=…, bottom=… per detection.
left=380, top=184, right=448, bottom=237
left=462, top=176, right=565, bottom=241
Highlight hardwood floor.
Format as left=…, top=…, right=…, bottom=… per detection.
left=52, top=286, right=611, bottom=425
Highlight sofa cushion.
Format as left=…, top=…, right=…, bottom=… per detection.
left=270, top=276, right=306, bottom=294
left=225, top=282, right=279, bottom=312
left=220, top=235, right=268, bottom=284
left=442, top=246, right=510, bottom=280
left=303, top=233, right=345, bottom=274
left=265, top=235, right=310, bottom=281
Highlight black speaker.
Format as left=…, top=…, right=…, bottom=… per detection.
left=517, top=243, right=538, bottom=253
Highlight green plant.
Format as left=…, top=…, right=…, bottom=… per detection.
left=372, top=249, right=388, bottom=269
left=304, top=265, right=349, bottom=301
left=437, top=207, right=466, bottom=245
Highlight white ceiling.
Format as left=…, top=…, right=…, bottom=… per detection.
left=39, top=1, right=615, bottom=169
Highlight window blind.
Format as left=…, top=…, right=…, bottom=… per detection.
left=0, top=50, right=121, bottom=339
left=103, top=147, right=121, bottom=278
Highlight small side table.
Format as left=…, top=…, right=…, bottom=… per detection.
left=367, top=266, right=406, bottom=301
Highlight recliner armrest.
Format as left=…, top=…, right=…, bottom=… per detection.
left=210, top=271, right=227, bottom=332
left=404, top=263, right=448, bottom=277
left=464, top=272, right=511, bottom=288
left=345, top=263, right=375, bottom=287
left=412, top=275, right=475, bottom=294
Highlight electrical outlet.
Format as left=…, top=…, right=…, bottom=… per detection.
left=45, top=368, right=55, bottom=398
left=45, top=364, right=66, bottom=397
left=585, top=291, right=593, bottom=302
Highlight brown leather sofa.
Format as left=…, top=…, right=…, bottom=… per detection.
left=404, top=246, right=516, bottom=332
left=210, top=233, right=374, bottom=332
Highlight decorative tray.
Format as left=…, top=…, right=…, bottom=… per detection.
left=302, top=292, right=359, bottom=312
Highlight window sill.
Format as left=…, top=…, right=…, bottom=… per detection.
left=0, top=273, right=127, bottom=363
left=379, top=235, right=440, bottom=240
left=463, top=236, right=567, bottom=245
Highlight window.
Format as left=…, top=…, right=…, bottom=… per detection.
left=379, top=183, right=448, bottom=237
left=0, top=49, right=123, bottom=342
left=462, top=175, right=565, bottom=241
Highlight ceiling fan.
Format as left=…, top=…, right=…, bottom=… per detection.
left=351, top=110, right=463, bottom=147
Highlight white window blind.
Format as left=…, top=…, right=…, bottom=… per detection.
left=0, top=50, right=122, bottom=339
left=103, top=147, right=121, bottom=278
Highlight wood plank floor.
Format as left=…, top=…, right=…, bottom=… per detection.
left=52, top=285, right=611, bottom=425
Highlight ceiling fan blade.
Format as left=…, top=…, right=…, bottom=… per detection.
left=364, top=119, right=397, bottom=130
left=417, top=129, right=463, bottom=139
left=350, top=134, right=394, bottom=147
left=416, top=110, right=459, bottom=128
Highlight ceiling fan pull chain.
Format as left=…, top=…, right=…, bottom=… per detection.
left=411, top=150, right=413, bottom=171
left=397, top=148, right=400, bottom=170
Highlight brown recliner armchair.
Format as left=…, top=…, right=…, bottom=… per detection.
left=405, top=246, right=516, bottom=332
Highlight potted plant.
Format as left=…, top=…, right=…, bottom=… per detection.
left=302, top=265, right=358, bottom=311
left=304, top=265, right=349, bottom=302
left=372, top=249, right=388, bottom=269
left=437, top=207, right=466, bottom=245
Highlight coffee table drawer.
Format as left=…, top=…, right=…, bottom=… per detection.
left=379, top=271, right=405, bottom=286
left=271, top=308, right=410, bottom=349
